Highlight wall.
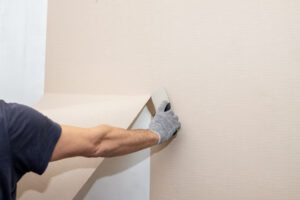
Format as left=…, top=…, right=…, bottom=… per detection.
left=0, top=0, right=47, bottom=104
left=46, top=0, right=300, bottom=199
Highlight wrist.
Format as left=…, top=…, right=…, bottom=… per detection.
left=148, top=129, right=161, bottom=144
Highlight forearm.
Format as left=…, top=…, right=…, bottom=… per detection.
left=51, top=124, right=159, bottom=161
left=91, top=125, right=159, bottom=157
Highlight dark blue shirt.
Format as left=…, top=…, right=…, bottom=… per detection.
left=0, top=100, right=61, bottom=200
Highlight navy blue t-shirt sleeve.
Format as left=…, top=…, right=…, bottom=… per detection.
left=5, top=102, right=61, bottom=177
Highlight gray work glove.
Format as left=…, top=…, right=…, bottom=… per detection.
left=149, top=101, right=181, bottom=144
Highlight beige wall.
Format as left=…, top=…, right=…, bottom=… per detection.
left=46, top=0, right=300, bottom=199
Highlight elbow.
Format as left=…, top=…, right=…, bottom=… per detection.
left=89, top=124, right=118, bottom=158
left=96, top=147, right=115, bottom=158
left=93, top=143, right=119, bottom=158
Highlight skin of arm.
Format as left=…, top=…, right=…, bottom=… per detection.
left=51, top=124, right=159, bottom=161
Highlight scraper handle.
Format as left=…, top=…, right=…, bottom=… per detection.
left=164, top=102, right=178, bottom=136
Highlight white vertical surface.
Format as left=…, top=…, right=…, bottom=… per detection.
left=0, top=0, right=47, bottom=104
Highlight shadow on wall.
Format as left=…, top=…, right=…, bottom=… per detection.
left=73, top=140, right=171, bottom=199
left=73, top=150, right=149, bottom=199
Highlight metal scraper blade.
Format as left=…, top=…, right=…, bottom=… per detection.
left=147, top=88, right=170, bottom=116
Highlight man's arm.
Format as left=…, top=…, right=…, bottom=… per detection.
left=51, top=101, right=181, bottom=161
left=51, top=124, right=159, bottom=161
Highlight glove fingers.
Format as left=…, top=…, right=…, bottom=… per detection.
left=173, top=115, right=179, bottom=121
left=150, top=100, right=181, bottom=143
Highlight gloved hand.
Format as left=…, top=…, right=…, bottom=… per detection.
left=149, top=101, right=181, bottom=144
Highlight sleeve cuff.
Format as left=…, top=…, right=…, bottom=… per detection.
left=36, top=120, right=62, bottom=175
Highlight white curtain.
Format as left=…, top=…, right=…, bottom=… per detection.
left=0, top=0, right=47, bottom=104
